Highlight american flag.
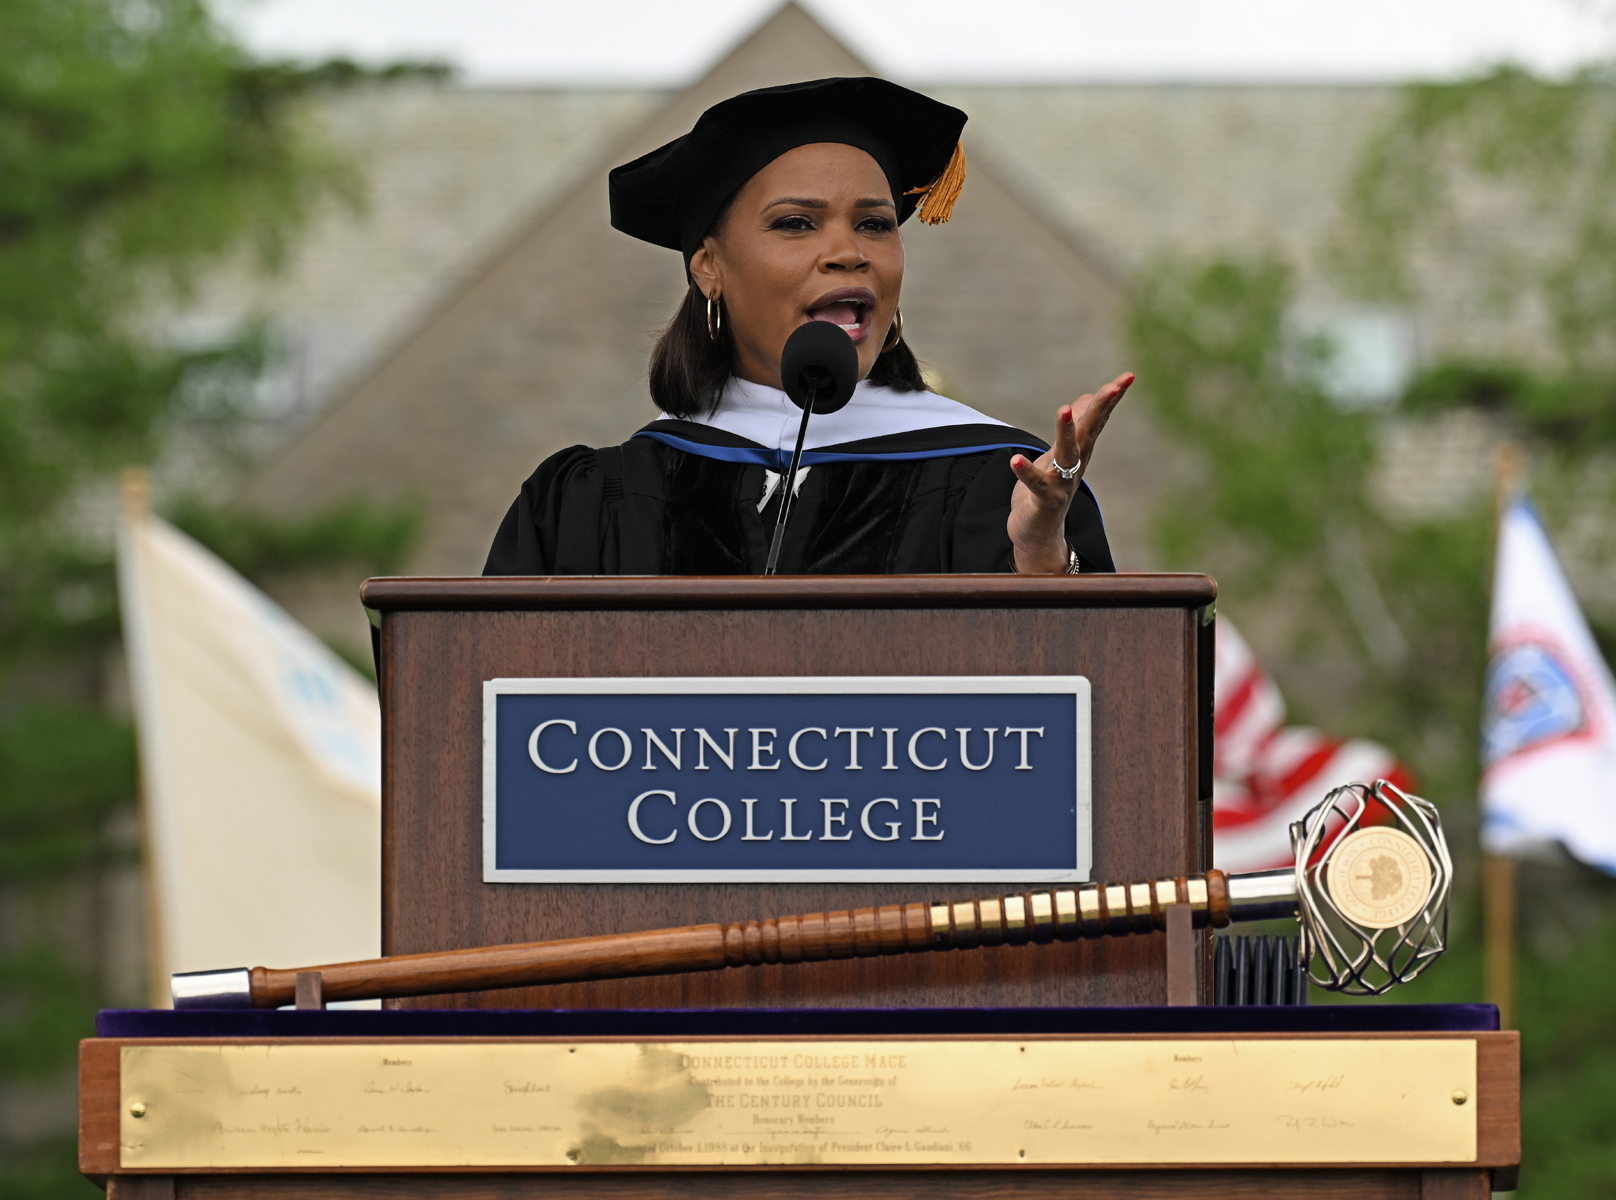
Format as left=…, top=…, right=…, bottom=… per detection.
left=1212, top=618, right=1413, bottom=872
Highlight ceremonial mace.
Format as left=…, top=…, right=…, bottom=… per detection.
left=173, top=781, right=1450, bottom=1009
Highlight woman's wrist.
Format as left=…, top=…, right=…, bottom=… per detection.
left=1012, top=541, right=1077, bottom=575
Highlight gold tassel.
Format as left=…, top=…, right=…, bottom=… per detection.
left=906, top=141, right=966, bottom=225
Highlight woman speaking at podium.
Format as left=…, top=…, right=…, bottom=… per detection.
left=485, top=77, right=1131, bottom=577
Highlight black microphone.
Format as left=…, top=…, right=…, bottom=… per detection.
left=764, top=322, right=859, bottom=575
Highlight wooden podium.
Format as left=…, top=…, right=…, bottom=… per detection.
left=367, top=574, right=1217, bottom=1010
left=79, top=575, right=1521, bottom=1198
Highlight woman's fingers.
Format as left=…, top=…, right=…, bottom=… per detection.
left=1010, top=451, right=1049, bottom=487
left=1010, top=450, right=1065, bottom=507
left=1008, top=372, right=1135, bottom=574
left=1052, top=402, right=1081, bottom=474
left=1011, top=372, right=1135, bottom=505
left=1072, top=373, right=1134, bottom=451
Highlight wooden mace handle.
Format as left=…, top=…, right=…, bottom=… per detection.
left=251, top=871, right=1231, bottom=1008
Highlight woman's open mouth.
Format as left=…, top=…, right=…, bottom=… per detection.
left=805, top=288, right=877, bottom=344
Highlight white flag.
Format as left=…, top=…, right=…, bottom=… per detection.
left=118, top=492, right=381, bottom=1001
left=1481, top=497, right=1616, bottom=872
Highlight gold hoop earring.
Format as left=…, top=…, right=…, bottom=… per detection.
left=882, top=308, right=904, bottom=352
left=706, top=293, right=723, bottom=342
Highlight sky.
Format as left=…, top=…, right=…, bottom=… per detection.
left=219, top=0, right=1615, bottom=86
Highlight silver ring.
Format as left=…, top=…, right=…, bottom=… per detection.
left=1053, top=457, right=1081, bottom=481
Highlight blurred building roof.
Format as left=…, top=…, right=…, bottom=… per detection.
left=186, top=4, right=1541, bottom=609
left=230, top=3, right=1150, bottom=581
left=184, top=86, right=662, bottom=425
left=199, top=79, right=1398, bottom=429
left=935, top=84, right=1393, bottom=287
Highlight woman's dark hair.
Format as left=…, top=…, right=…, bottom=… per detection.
left=648, top=282, right=929, bottom=418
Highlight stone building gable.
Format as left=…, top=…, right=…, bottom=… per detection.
left=934, top=84, right=1394, bottom=288
left=239, top=3, right=1149, bottom=576
left=187, top=85, right=662, bottom=428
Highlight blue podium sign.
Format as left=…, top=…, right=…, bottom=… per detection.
left=483, top=676, right=1090, bottom=883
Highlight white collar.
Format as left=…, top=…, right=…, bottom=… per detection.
left=658, top=377, right=1009, bottom=451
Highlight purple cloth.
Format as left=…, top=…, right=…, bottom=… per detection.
left=97, top=1004, right=1497, bottom=1039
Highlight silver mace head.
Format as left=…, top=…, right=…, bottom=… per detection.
left=1283, top=780, right=1453, bottom=996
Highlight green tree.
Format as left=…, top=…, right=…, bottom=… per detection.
left=1329, top=62, right=1616, bottom=1198
left=0, top=3, right=427, bottom=1194
left=0, top=0, right=343, bottom=664
left=1130, top=251, right=1616, bottom=1198
left=1129, top=256, right=1492, bottom=824
left=1132, top=81, right=1616, bottom=1174
left=1336, top=64, right=1616, bottom=446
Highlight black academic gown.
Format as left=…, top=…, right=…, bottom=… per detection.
left=484, top=418, right=1113, bottom=576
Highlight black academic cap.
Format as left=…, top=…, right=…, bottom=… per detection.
left=609, top=77, right=968, bottom=264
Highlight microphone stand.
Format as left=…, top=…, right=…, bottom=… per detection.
left=763, top=382, right=818, bottom=576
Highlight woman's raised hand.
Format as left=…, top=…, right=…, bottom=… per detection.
left=1007, top=372, right=1134, bottom=574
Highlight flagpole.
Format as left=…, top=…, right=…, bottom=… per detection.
left=119, top=467, right=169, bottom=1008
left=1483, top=854, right=1517, bottom=1029
left=1484, top=444, right=1523, bottom=1029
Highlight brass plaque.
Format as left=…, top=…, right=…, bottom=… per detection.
left=120, top=1038, right=1476, bottom=1169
